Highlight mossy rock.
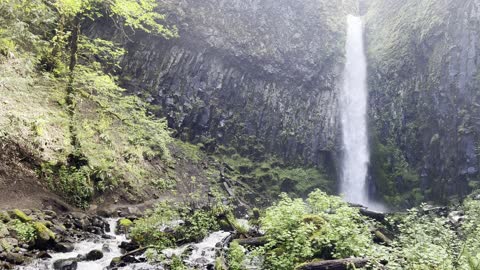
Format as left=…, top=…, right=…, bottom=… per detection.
left=218, top=219, right=233, bottom=231
left=0, top=223, right=9, bottom=238
left=33, top=222, right=56, bottom=242
left=10, top=209, right=32, bottom=223
left=117, top=218, right=133, bottom=233
left=0, top=238, right=18, bottom=252
left=226, top=213, right=248, bottom=235
left=0, top=211, right=10, bottom=222
left=110, top=257, right=122, bottom=267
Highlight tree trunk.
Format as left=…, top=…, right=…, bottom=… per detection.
left=66, top=15, right=82, bottom=163
left=296, top=258, right=369, bottom=270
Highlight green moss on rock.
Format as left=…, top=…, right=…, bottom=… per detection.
left=117, top=218, right=133, bottom=233
left=11, top=209, right=32, bottom=223
left=119, top=218, right=133, bottom=227
left=0, top=211, right=10, bottom=222
left=33, top=222, right=55, bottom=241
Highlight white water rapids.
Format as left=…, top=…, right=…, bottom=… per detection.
left=340, top=15, right=384, bottom=211
left=18, top=219, right=231, bottom=270
left=17, top=219, right=151, bottom=270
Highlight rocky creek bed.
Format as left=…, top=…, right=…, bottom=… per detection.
left=0, top=209, right=235, bottom=270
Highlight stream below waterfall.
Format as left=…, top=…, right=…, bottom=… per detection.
left=17, top=219, right=232, bottom=270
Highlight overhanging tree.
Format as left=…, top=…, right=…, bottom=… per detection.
left=47, top=0, right=177, bottom=165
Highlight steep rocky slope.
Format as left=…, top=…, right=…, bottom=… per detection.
left=366, top=0, right=480, bottom=205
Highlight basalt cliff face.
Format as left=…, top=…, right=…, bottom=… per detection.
left=90, top=0, right=480, bottom=206
left=97, top=0, right=357, bottom=168
left=366, top=0, right=480, bottom=205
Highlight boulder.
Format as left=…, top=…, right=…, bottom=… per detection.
left=122, top=255, right=139, bottom=263
left=102, top=243, right=111, bottom=252
left=1, top=252, right=27, bottom=265
left=55, top=242, right=75, bottom=252
left=85, top=249, right=103, bottom=261
left=119, top=241, right=139, bottom=252
left=52, top=224, right=67, bottom=234
left=33, top=222, right=56, bottom=249
left=0, top=225, right=10, bottom=238
left=73, top=219, right=87, bottom=230
left=0, top=211, right=10, bottom=222
left=110, top=257, right=127, bottom=268
left=117, top=218, right=133, bottom=234
left=53, top=258, right=78, bottom=270
left=90, top=216, right=105, bottom=229
left=101, top=234, right=115, bottom=240
left=70, top=212, right=87, bottom=220
left=36, top=251, right=52, bottom=259
left=0, top=238, right=19, bottom=251
left=86, top=226, right=103, bottom=235
left=43, top=210, right=57, bottom=218
left=0, top=261, right=13, bottom=269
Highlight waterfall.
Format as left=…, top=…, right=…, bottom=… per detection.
left=339, top=15, right=373, bottom=208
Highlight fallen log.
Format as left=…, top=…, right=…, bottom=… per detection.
left=359, top=208, right=386, bottom=222
left=120, top=245, right=153, bottom=259
left=373, top=229, right=393, bottom=245
left=296, top=258, right=369, bottom=270
left=235, top=236, right=267, bottom=247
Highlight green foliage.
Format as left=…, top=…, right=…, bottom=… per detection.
left=255, top=190, right=374, bottom=270
left=73, top=64, right=172, bottom=190
left=111, top=0, right=177, bottom=37
left=221, top=154, right=334, bottom=205
left=130, top=202, right=178, bottom=248
left=0, top=35, right=15, bottom=56
left=0, top=0, right=54, bottom=56
left=228, top=241, right=246, bottom=270
left=170, top=255, right=187, bottom=270
left=131, top=202, right=222, bottom=248
left=42, top=163, right=94, bottom=209
left=370, top=138, right=422, bottom=208
left=226, top=212, right=248, bottom=235
left=176, top=209, right=220, bottom=242
left=383, top=206, right=456, bottom=269
left=9, top=219, right=36, bottom=243
left=458, top=198, right=480, bottom=269
left=0, top=0, right=176, bottom=208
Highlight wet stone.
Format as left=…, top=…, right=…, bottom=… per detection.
left=53, top=258, right=78, bottom=270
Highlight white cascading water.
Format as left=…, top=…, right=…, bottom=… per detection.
left=19, top=218, right=231, bottom=270
left=18, top=219, right=156, bottom=270
left=339, top=15, right=371, bottom=207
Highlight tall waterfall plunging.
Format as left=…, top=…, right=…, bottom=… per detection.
left=339, top=15, right=372, bottom=208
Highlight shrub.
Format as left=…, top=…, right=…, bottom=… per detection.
left=130, top=202, right=178, bottom=248
left=42, top=164, right=94, bottom=209
left=381, top=206, right=456, bottom=269
left=228, top=241, right=246, bottom=270
left=255, top=190, right=374, bottom=270
left=176, top=209, right=220, bottom=242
